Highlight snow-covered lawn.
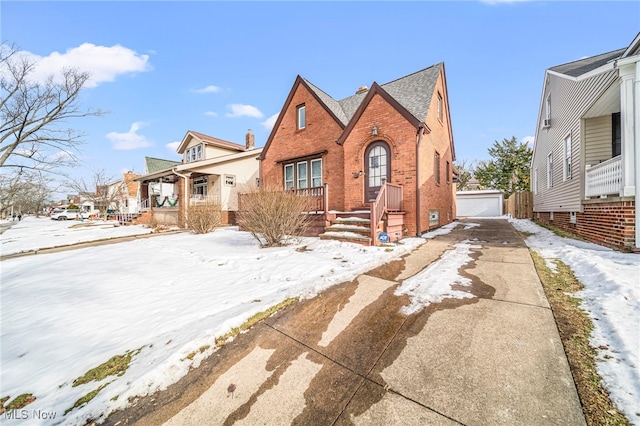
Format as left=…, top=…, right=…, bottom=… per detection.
left=1, top=217, right=637, bottom=425
left=0, top=217, right=154, bottom=256
left=0, top=217, right=424, bottom=425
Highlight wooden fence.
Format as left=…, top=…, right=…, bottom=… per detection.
left=505, top=191, right=533, bottom=219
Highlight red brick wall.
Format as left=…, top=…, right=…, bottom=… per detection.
left=260, top=83, right=346, bottom=211
left=534, top=200, right=636, bottom=251
left=342, top=93, right=419, bottom=232
left=417, top=71, right=455, bottom=234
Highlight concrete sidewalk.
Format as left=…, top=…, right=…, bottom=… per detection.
left=105, top=219, right=585, bottom=425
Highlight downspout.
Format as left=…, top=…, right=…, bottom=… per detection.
left=634, top=62, right=640, bottom=250
left=415, top=124, right=425, bottom=236
left=173, top=168, right=190, bottom=228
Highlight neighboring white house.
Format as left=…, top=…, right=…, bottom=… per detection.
left=531, top=32, right=639, bottom=251
left=456, top=190, right=504, bottom=217
left=136, top=130, right=262, bottom=226
left=104, top=172, right=141, bottom=214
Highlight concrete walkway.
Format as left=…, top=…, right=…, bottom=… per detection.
left=104, top=219, right=585, bottom=426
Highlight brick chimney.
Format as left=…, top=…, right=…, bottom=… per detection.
left=356, top=85, right=369, bottom=94
left=246, top=129, right=255, bottom=150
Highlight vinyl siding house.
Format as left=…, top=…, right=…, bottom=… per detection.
left=136, top=130, right=262, bottom=227
left=259, top=63, right=456, bottom=245
left=531, top=33, right=639, bottom=251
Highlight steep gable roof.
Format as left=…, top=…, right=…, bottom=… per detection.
left=379, top=63, right=442, bottom=122
left=303, top=78, right=349, bottom=125
left=306, top=63, right=443, bottom=126
left=144, top=157, right=181, bottom=174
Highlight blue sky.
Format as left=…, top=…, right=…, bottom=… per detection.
left=2, top=1, right=639, bottom=191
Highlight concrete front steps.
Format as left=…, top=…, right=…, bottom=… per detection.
left=319, top=211, right=377, bottom=246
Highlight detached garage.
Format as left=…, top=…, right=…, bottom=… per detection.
left=456, top=190, right=504, bottom=217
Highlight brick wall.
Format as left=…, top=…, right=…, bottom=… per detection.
left=534, top=200, right=636, bottom=251
left=260, top=82, right=346, bottom=211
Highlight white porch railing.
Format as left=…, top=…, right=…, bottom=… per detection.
left=585, top=156, right=622, bottom=197
left=190, top=195, right=221, bottom=206
left=138, top=198, right=150, bottom=211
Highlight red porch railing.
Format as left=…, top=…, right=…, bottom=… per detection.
left=238, top=184, right=328, bottom=214
left=370, top=182, right=403, bottom=242
left=290, top=184, right=328, bottom=213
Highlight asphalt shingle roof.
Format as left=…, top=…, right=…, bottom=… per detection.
left=549, top=48, right=625, bottom=78
left=144, top=157, right=181, bottom=174
left=303, top=63, right=443, bottom=126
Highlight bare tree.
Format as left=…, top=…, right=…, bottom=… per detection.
left=0, top=43, right=106, bottom=173
left=0, top=169, right=56, bottom=217
left=66, top=169, right=121, bottom=218
left=236, top=184, right=316, bottom=247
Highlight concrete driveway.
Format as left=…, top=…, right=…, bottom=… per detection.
left=104, top=219, right=585, bottom=426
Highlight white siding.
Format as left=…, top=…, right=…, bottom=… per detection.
left=584, top=116, right=612, bottom=166
left=532, top=70, right=618, bottom=212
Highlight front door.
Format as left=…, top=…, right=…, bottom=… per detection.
left=364, top=141, right=391, bottom=202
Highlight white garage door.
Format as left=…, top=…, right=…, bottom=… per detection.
left=456, top=192, right=503, bottom=217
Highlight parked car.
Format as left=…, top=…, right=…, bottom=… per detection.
left=50, top=208, right=90, bottom=221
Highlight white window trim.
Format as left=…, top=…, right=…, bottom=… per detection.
left=310, top=158, right=322, bottom=187
left=544, top=95, right=551, bottom=126
left=284, top=164, right=294, bottom=190
left=284, top=158, right=323, bottom=190
left=297, top=104, right=306, bottom=130
left=547, top=152, right=553, bottom=188
left=563, top=133, right=572, bottom=181
left=296, top=161, right=308, bottom=189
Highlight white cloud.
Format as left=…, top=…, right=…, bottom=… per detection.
left=166, top=141, right=180, bottom=153
left=106, top=122, right=153, bottom=150
left=192, top=85, right=221, bottom=94
left=226, top=104, right=263, bottom=118
left=262, top=113, right=279, bottom=131
left=522, top=136, right=534, bottom=146
left=15, top=43, right=150, bottom=88
left=204, top=111, right=218, bottom=117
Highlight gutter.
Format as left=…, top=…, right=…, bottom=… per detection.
left=415, top=124, right=425, bottom=236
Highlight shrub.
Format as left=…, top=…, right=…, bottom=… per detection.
left=237, top=184, right=315, bottom=247
left=186, top=200, right=222, bottom=234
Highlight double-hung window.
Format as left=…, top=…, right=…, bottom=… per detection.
left=544, top=95, right=551, bottom=127
left=284, top=158, right=322, bottom=190
left=186, top=144, right=203, bottom=163
left=284, top=164, right=294, bottom=190
left=563, top=134, right=572, bottom=181
left=297, top=162, right=308, bottom=189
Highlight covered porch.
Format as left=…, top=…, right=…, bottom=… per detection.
left=582, top=77, right=635, bottom=200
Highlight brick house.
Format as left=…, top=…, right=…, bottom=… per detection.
left=531, top=33, right=639, bottom=251
left=259, top=63, right=456, bottom=244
